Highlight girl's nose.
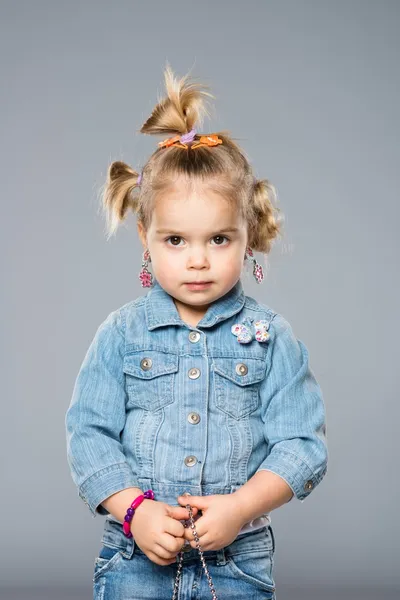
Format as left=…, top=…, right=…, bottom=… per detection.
left=187, top=251, right=210, bottom=268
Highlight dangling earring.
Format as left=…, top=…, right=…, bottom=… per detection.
left=244, top=246, right=264, bottom=284
left=139, top=248, right=154, bottom=288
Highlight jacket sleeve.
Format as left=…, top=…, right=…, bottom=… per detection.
left=65, top=308, right=139, bottom=517
left=255, top=313, right=328, bottom=502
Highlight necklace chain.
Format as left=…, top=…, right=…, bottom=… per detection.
left=171, top=504, right=218, bottom=599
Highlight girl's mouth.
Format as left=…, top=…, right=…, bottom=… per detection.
left=185, top=282, right=213, bottom=290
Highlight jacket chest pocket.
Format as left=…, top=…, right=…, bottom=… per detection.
left=123, top=351, right=179, bottom=411
left=213, top=357, right=266, bottom=419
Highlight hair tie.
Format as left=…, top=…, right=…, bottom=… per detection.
left=179, top=128, right=197, bottom=144
left=137, top=172, right=142, bottom=186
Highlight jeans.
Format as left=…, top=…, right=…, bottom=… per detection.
left=93, top=518, right=277, bottom=599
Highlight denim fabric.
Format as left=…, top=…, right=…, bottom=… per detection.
left=93, top=517, right=277, bottom=599
left=65, top=278, right=328, bottom=520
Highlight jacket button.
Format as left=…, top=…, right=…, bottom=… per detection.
left=235, top=363, right=248, bottom=376
left=304, top=480, right=313, bottom=491
left=188, top=367, right=201, bottom=379
left=140, top=358, right=153, bottom=370
left=188, top=412, right=200, bottom=424
left=184, top=455, right=198, bottom=467
left=189, top=331, right=201, bottom=343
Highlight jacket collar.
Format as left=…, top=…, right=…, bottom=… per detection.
left=145, top=279, right=245, bottom=330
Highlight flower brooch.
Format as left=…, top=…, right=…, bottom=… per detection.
left=231, top=316, right=271, bottom=344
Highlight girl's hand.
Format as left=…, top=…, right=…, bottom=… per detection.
left=129, top=500, right=199, bottom=566
left=177, top=493, right=245, bottom=551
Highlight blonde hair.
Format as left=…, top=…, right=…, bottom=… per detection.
left=100, top=63, right=283, bottom=253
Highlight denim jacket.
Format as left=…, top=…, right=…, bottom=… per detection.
left=65, top=278, right=328, bottom=521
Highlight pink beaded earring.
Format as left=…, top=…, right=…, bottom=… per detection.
left=138, top=249, right=154, bottom=288
left=244, top=246, right=264, bottom=283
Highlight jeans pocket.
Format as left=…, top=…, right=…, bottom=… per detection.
left=93, top=544, right=123, bottom=583
left=226, top=548, right=276, bottom=595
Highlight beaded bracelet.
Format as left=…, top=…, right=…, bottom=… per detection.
left=122, top=489, right=155, bottom=538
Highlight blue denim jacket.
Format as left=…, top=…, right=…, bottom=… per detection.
left=65, top=278, right=328, bottom=520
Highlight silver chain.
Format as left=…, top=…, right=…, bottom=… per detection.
left=171, top=503, right=218, bottom=600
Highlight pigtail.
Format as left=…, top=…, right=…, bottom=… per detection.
left=100, top=161, right=141, bottom=240
left=248, top=178, right=283, bottom=253
left=139, top=62, right=214, bottom=136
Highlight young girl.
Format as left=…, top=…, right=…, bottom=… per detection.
left=65, top=64, right=328, bottom=600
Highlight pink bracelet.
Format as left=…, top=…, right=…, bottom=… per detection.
left=122, top=489, right=155, bottom=538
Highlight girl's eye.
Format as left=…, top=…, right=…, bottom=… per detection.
left=211, top=235, right=229, bottom=245
left=166, top=236, right=183, bottom=246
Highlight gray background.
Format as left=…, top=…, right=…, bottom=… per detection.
left=1, top=1, right=399, bottom=598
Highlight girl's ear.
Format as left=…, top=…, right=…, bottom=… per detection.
left=137, top=221, right=147, bottom=248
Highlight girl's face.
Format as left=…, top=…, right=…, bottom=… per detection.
left=137, top=177, right=248, bottom=326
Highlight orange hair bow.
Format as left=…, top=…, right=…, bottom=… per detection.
left=158, top=134, right=183, bottom=149
left=191, top=134, right=223, bottom=149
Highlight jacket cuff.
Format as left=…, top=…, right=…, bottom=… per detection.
left=256, top=449, right=327, bottom=502
left=78, top=463, right=140, bottom=517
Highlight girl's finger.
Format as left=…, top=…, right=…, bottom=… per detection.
left=169, top=505, right=198, bottom=519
